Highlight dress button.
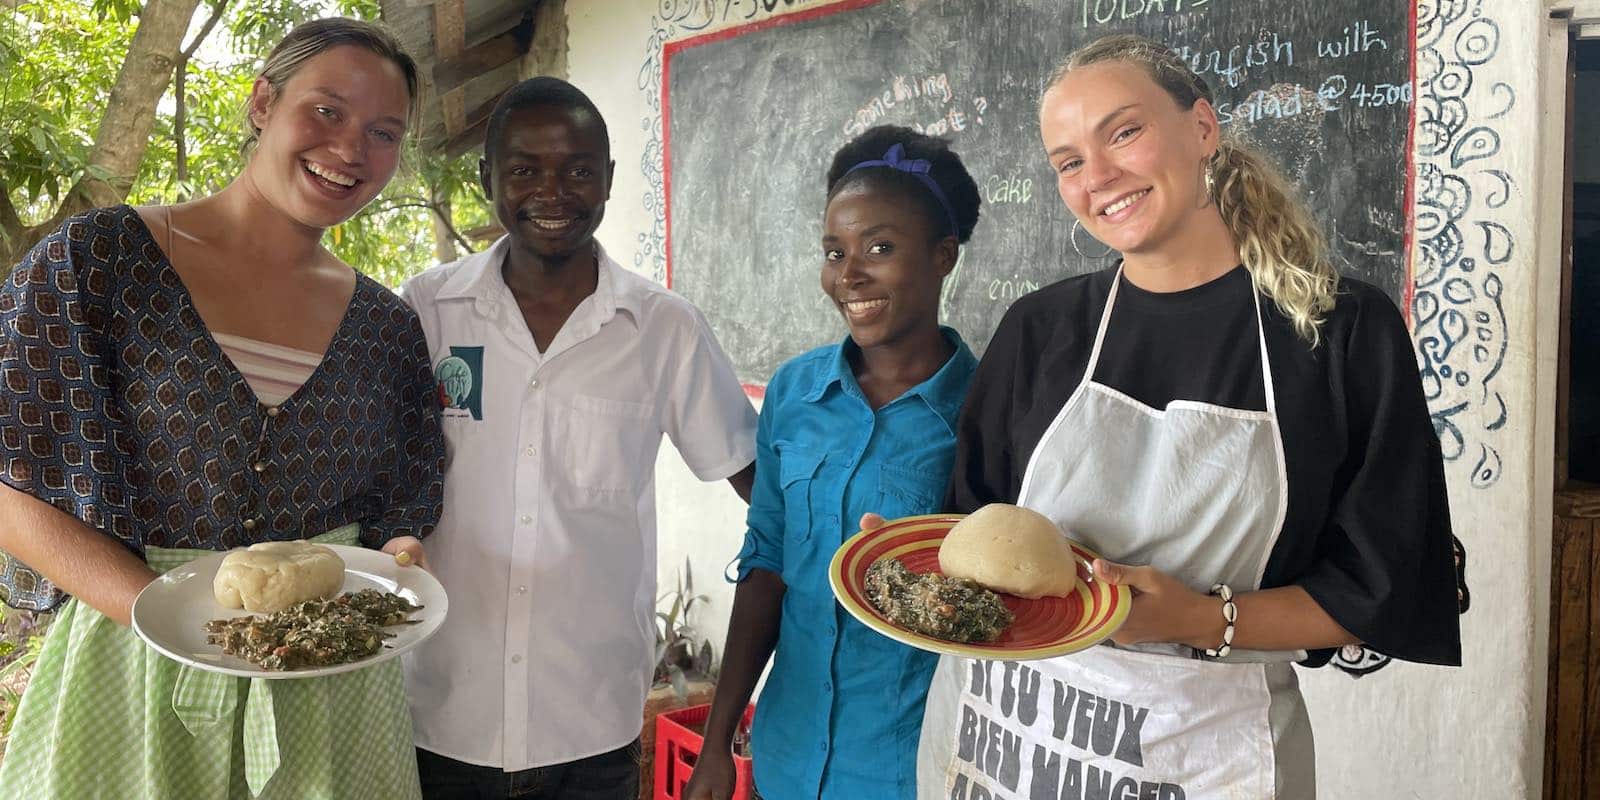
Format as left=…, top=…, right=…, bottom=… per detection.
left=266, top=406, right=280, bottom=417
left=252, top=461, right=267, bottom=473
left=511, top=654, right=522, bottom=664
left=517, top=586, right=528, bottom=594
left=520, top=515, right=532, bottom=524
left=822, top=681, right=831, bottom=692
left=242, top=518, right=257, bottom=531
left=524, top=445, right=536, bottom=457
left=529, top=378, right=539, bottom=388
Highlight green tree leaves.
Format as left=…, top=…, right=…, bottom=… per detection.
left=3, top=0, right=486, bottom=285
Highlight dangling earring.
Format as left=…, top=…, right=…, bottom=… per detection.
left=1070, top=218, right=1114, bottom=260
left=1207, top=146, right=1228, bottom=205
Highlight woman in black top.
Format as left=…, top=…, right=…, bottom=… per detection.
left=914, top=34, right=1460, bottom=799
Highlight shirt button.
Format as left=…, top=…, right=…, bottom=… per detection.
left=252, top=461, right=267, bottom=473
left=528, top=378, right=539, bottom=388
left=520, top=515, right=532, bottom=524
left=265, top=406, right=280, bottom=417
left=517, top=586, right=528, bottom=594
left=511, top=654, right=522, bottom=664
left=242, top=518, right=257, bottom=531
left=822, top=681, right=832, bottom=692
left=524, top=445, right=536, bottom=457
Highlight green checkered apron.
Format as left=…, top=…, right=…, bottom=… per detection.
left=0, top=525, right=422, bottom=799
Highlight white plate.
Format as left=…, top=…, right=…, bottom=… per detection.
left=131, top=544, right=448, bottom=679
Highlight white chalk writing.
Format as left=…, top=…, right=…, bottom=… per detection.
left=1174, top=31, right=1295, bottom=88
left=1079, top=0, right=1211, bottom=29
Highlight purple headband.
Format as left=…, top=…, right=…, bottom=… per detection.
left=842, top=143, right=960, bottom=238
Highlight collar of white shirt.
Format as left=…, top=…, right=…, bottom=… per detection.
left=434, top=236, right=643, bottom=350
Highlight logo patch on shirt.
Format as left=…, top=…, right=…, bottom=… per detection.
left=435, top=346, right=484, bottom=420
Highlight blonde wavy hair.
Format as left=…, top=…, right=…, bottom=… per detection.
left=1044, top=34, right=1339, bottom=344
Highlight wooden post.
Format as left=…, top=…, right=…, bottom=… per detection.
left=1549, top=486, right=1600, bottom=798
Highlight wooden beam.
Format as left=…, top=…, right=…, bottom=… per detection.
left=525, top=0, right=567, bottom=80
left=433, top=0, right=467, bottom=137
left=463, top=91, right=505, bottom=130
left=432, top=0, right=465, bottom=58
left=1557, top=485, right=1600, bottom=519
left=1548, top=516, right=1592, bottom=800
left=433, top=14, right=534, bottom=95
left=442, top=88, right=510, bottom=158
left=1563, top=0, right=1600, bottom=22
left=442, top=91, right=466, bottom=145
left=444, top=116, right=491, bottom=159
left=463, top=221, right=506, bottom=244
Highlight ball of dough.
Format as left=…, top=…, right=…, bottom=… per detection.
left=213, top=541, right=345, bottom=613
left=938, top=504, right=1080, bottom=599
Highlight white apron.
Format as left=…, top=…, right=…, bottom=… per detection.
left=918, top=269, right=1315, bottom=799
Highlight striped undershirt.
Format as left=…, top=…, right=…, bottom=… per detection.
left=212, top=332, right=323, bottom=406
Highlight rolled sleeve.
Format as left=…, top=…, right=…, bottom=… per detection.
left=729, top=371, right=784, bottom=583
left=661, top=304, right=756, bottom=482
left=0, top=218, right=134, bottom=609
left=1296, top=289, right=1462, bottom=666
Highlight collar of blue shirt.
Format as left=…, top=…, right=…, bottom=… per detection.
left=800, top=326, right=976, bottom=436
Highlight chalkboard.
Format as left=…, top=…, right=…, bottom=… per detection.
left=664, top=0, right=1414, bottom=385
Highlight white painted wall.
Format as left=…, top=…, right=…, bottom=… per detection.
left=1294, top=4, right=1560, bottom=797
left=564, top=1, right=1563, bottom=796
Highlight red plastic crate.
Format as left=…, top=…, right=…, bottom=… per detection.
left=654, top=703, right=756, bottom=800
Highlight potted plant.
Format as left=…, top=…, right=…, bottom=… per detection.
left=640, top=559, right=718, bottom=799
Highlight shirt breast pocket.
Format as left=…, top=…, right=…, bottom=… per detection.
left=557, top=393, right=657, bottom=494
left=875, top=461, right=946, bottom=521
left=777, top=446, right=826, bottom=545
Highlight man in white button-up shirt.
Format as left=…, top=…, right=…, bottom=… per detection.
left=401, top=78, right=756, bottom=800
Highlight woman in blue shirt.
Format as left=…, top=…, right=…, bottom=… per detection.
left=683, top=126, right=982, bottom=800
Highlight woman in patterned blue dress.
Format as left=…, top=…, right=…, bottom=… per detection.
left=0, top=18, right=444, bottom=799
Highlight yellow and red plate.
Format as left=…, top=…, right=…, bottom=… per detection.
left=829, top=514, right=1130, bottom=660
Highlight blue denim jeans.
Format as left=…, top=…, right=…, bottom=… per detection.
left=417, top=740, right=641, bottom=800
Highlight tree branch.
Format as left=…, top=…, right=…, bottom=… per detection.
left=428, top=184, right=457, bottom=263
left=69, top=0, right=203, bottom=211
left=0, top=177, right=24, bottom=255
left=174, top=2, right=226, bottom=200
left=174, top=66, right=189, bottom=197
left=2, top=0, right=202, bottom=264
left=367, top=199, right=476, bottom=255
left=372, top=196, right=433, bottom=207
left=369, top=201, right=436, bottom=213
left=434, top=208, right=474, bottom=255
left=181, top=0, right=227, bottom=58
